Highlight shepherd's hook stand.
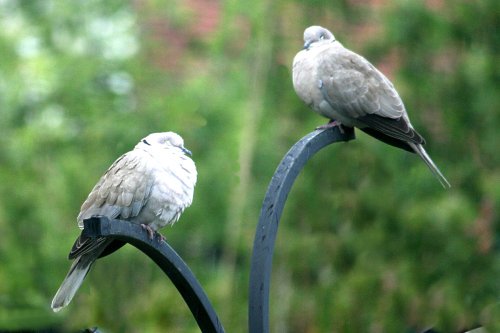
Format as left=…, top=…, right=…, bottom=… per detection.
left=248, top=126, right=355, bottom=333
left=247, top=126, right=487, bottom=333
left=78, top=126, right=488, bottom=332
left=82, top=216, right=225, bottom=333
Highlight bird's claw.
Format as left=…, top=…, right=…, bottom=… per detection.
left=316, top=120, right=345, bottom=133
left=141, top=224, right=155, bottom=240
left=140, top=224, right=166, bottom=242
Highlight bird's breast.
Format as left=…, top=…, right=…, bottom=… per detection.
left=293, top=49, right=340, bottom=120
left=293, top=52, right=321, bottom=108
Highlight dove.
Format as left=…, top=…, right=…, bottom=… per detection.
left=51, top=132, right=197, bottom=312
left=292, top=25, right=450, bottom=188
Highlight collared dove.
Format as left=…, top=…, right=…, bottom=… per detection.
left=51, top=132, right=197, bottom=312
left=293, top=25, right=450, bottom=188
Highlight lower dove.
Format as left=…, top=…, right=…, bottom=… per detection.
left=51, top=132, right=197, bottom=312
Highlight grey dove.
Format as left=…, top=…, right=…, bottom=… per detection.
left=293, top=25, right=450, bottom=188
left=51, top=132, right=197, bottom=312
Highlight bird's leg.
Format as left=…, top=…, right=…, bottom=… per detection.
left=141, top=224, right=155, bottom=240
left=316, top=119, right=345, bottom=133
left=140, top=224, right=166, bottom=242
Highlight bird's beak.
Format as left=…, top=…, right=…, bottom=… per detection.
left=182, top=147, right=192, bottom=156
left=303, top=41, right=311, bottom=50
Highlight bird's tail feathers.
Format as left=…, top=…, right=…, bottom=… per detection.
left=409, top=143, right=451, bottom=189
left=51, top=254, right=95, bottom=312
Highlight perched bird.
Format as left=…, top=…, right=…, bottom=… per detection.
left=292, top=25, right=450, bottom=188
left=51, top=132, right=197, bottom=312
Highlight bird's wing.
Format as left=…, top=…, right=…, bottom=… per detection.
left=318, top=45, right=425, bottom=144
left=318, top=45, right=404, bottom=119
left=77, top=150, right=156, bottom=228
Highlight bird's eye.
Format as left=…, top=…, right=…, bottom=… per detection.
left=319, top=34, right=325, bottom=40
left=142, top=139, right=151, bottom=146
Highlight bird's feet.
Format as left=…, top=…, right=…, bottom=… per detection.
left=140, top=224, right=166, bottom=242
left=316, top=120, right=345, bottom=133
left=141, top=224, right=155, bottom=240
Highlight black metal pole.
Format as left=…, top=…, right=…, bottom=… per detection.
left=248, top=126, right=355, bottom=333
left=82, top=216, right=225, bottom=333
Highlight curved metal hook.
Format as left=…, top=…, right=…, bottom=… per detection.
left=82, top=216, right=225, bottom=333
left=248, top=126, right=355, bottom=333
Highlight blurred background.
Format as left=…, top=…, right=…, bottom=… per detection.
left=0, top=0, right=498, bottom=332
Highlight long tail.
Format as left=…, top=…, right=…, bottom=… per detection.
left=51, top=245, right=106, bottom=312
left=408, top=142, right=451, bottom=189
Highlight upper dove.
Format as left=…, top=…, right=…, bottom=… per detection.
left=292, top=25, right=450, bottom=188
left=51, top=132, right=197, bottom=312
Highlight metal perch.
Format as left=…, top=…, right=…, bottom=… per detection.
left=248, top=126, right=355, bottom=333
left=77, top=125, right=487, bottom=333
left=81, top=216, right=225, bottom=333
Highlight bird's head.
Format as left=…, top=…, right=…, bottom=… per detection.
left=138, top=132, right=192, bottom=156
left=303, top=25, right=335, bottom=50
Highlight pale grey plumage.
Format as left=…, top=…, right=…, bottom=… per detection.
left=51, top=132, right=197, bottom=312
left=292, top=25, right=450, bottom=188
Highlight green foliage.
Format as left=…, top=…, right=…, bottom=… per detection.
left=0, top=0, right=498, bottom=331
